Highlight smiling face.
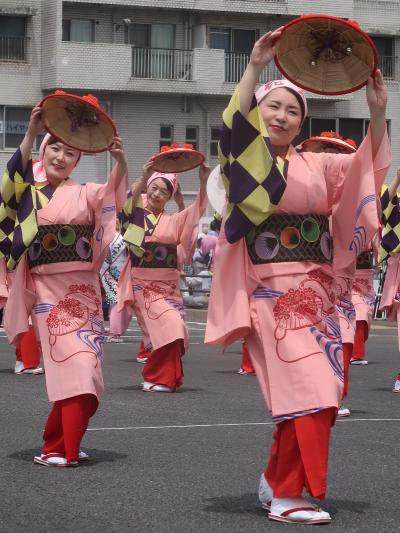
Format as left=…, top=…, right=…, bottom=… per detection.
left=146, top=177, right=172, bottom=213
left=42, top=141, right=81, bottom=185
left=259, top=88, right=303, bottom=152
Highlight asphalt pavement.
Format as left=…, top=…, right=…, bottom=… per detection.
left=0, top=318, right=399, bottom=533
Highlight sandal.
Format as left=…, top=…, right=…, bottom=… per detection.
left=142, top=381, right=174, bottom=393
left=34, top=453, right=78, bottom=467
left=258, top=473, right=273, bottom=511
left=269, top=497, right=331, bottom=524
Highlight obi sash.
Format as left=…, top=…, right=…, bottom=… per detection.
left=28, top=224, right=94, bottom=267
left=245, top=214, right=332, bottom=265
left=131, top=242, right=178, bottom=269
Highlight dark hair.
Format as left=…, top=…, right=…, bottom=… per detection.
left=210, top=218, right=221, bottom=233
left=47, top=135, right=60, bottom=145
left=284, top=87, right=306, bottom=123
left=160, top=177, right=174, bottom=197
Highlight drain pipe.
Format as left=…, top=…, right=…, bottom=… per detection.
left=196, top=97, right=210, bottom=162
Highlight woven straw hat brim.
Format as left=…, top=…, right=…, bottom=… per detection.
left=151, top=149, right=205, bottom=173
left=41, top=95, right=116, bottom=153
left=275, top=15, right=377, bottom=95
left=302, top=136, right=356, bottom=152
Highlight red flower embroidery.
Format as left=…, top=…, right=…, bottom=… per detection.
left=47, top=297, right=84, bottom=329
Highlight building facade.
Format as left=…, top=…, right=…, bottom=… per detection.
left=0, top=0, right=399, bottom=212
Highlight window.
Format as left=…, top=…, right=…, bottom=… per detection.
left=62, top=19, right=94, bottom=43
left=185, top=126, right=198, bottom=150
left=310, top=118, right=336, bottom=137
left=371, top=36, right=394, bottom=79
left=130, top=24, right=176, bottom=78
left=0, top=16, right=27, bottom=61
left=129, top=24, right=150, bottom=47
left=211, top=28, right=258, bottom=82
left=292, top=117, right=390, bottom=150
left=339, top=118, right=364, bottom=147
left=210, top=127, right=220, bottom=157
left=210, top=28, right=257, bottom=53
left=0, top=106, right=44, bottom=150
left=159, top=125, right=173, bottom=150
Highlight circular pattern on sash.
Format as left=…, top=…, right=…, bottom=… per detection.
left=29, top=239, right=42, bottom=261
left=166, top=254, right=177, bottom=268
left=154, top=246, right=168, bottom=262
left=143, top=250, right=154, bottom=263
left=76, top=237, right=92, bottom=259
left=43, top=233, right=58, bottom=252
left=254, top=232, right=279, bottom=260
left=280, top=227, right=300, bottom=249
left=301, top=217, right=320, bottom=243
left=58, top=225, right=76, bottom=246
left=320, top=232, right=332, bottom=260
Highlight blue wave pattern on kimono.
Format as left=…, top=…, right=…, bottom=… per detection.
left=310, top=317, right=344, bottom=383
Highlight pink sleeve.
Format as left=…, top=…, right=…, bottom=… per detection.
left=328, top=128, right=391, bottom=275
left=324, top=128, right=391, bottom=208
left=84, top=163, right=128, bottom=270
left=172, top=192, right=208, bottom=263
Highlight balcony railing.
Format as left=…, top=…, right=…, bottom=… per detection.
left=132, top=47, right=193, bottom=80
left=0, top=36, right=28, bottom=62
left=225, top=53, right=399, bottom=84
left=378, top=55, right=398, bottom=80
left=225, top=52, right=282, bottom=83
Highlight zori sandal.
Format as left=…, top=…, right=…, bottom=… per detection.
left=34, top=453, right=78, bottom=467
left=269, top=497, right=332, bottom=524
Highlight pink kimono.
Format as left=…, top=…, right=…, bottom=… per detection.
left=5, top=164, right=127, bottom=402
left=206, top=131, right=390, bottom=422
left=380, top=255, right=400, bottom=349
left=118, top=193, right=207, bottom=353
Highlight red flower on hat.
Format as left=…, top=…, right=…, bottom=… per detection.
left=320, top=131, right=343, bottom=140
left=344, top=138, right=357, bottom=148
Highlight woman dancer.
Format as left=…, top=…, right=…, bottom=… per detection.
left=101, top=219, right=131, bottom=343
left=206, top=28, right=390, bottom=524
left=1, top=103, right=127, bottom=466
left=378, top=169, right=400, bottom=391
left=118, top=163, right=208, bottom=392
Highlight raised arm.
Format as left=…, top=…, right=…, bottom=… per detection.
left=129, top=159, right=155, bottom=206
left=19, top=105, right=44, bottom=174
left=366, top=69, right=388, bottom=158
left=238, top=28, right=282, bottom=117
left=387, top=168, right=400, bottom=202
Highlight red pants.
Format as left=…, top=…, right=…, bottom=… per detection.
left=352, top=321, right=369, bottom=360
left=342, top=342, right=353, bottom=399
left=42, top=394, right=98, bottom=463
left=265, top=408, right=336, bottom=500
left=15, top=327, right=41, bottom=369
left=240, top=340, right=255, bottom=373
left=142, top=340, right=184, bottom=389
left=136, top=341, right=152, bottom=359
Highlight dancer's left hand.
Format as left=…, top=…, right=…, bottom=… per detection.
left=366, top=69, right=387, bottom=115
left=109, top=135, right=127, bottom=166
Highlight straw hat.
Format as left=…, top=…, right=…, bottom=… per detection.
left=275, top=14, right=378, bottom=95
left=301, top=131, right=357, bottom=153
left=151, top=143, right=205, bottom=173
left=40, top=91, right=116, bottom=153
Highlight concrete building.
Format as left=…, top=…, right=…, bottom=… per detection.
left=0, top=0, right=399, bottom=212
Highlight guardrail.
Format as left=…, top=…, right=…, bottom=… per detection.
left=132, top=47, right=193, bottom=80
left=224, top=51, right=282, bottom=83
left=0, top=36, right=28, bottom=62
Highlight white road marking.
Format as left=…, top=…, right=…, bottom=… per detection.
left=87, top=418, right=400, bottom=432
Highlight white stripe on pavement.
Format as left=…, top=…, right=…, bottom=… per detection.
left=87, top=418, right=400, bottom=432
